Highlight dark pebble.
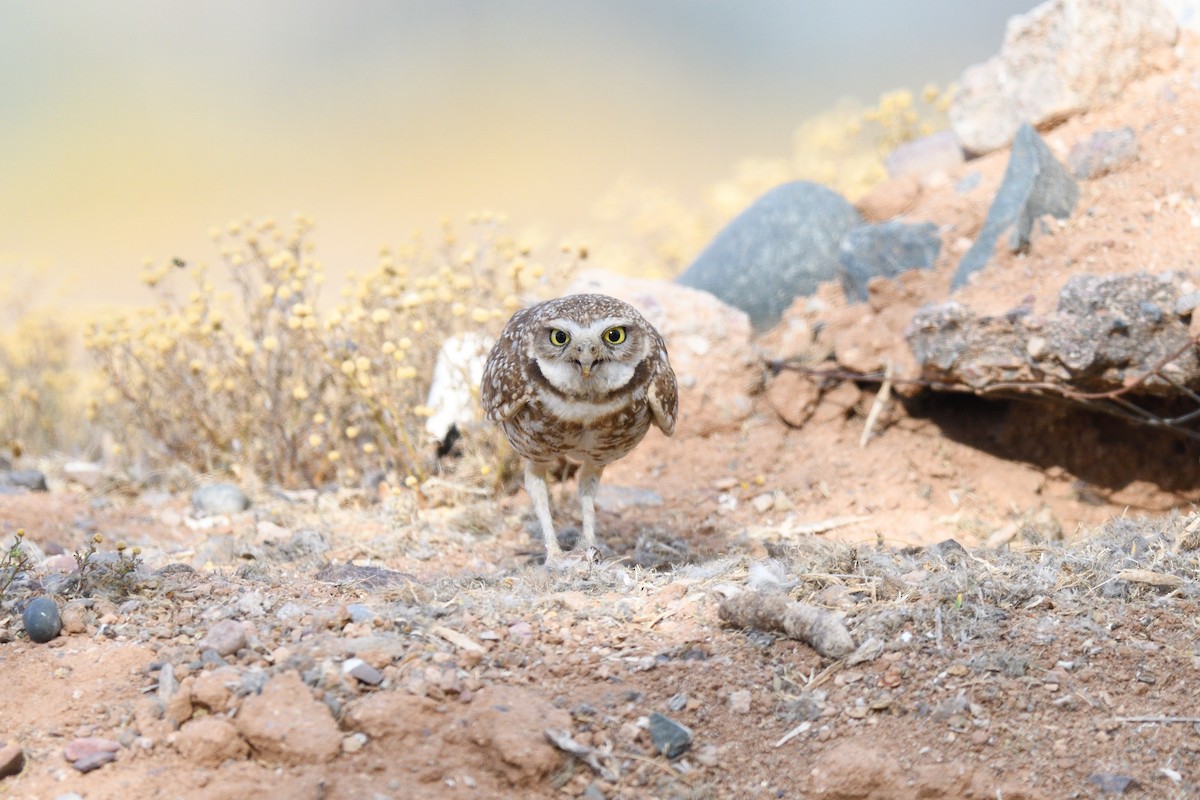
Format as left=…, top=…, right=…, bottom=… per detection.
left=71, top=750, right=117, bottom=773
left=0, top=743, right=25, bottom=778
left=23, top=597, right=62, bottom=643
left=0, top=470, right=48, bottom=492
left=1088, top=773, right=1138, bottom=795
left=345, top=658, right=384, bottom=686
left=648, top=712, right=693, bottom=759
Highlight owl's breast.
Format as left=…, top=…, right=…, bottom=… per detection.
left=502, top=399, right=653, bottom=466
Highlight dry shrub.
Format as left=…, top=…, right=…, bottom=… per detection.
left=0, top=265, right=89, bottom=457
left=85, top=213, right=583, bottom=489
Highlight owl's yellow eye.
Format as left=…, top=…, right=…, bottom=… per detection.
left=603, top=326, right=627, bottom=345
left=549, top=329, right=570, bottom=346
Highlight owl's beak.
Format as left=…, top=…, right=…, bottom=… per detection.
left=580, top=362, right=592, bottom=378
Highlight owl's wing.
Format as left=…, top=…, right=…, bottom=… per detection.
left=480, top=316, right=532, bottom=422
left=647, top=343, right=678, bottom=437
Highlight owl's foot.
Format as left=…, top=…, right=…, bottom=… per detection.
left=543, top=546, right=600, bottom=572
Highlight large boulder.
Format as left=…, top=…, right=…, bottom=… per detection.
left=677, top=181, right=862, bottom=332
left=949, top=0, right=1178, bottom=156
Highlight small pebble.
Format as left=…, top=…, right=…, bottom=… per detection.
left=0, top=743, right=25, bottom=778
left=1088, top=773, right=1137, bottom=795
left=342, top=732, right=368, bottom=754
left=647, top=712, right=693, bottom=759
left=71, top=750, right=117, bottom=773
left=23, top=597, right=62, bottom=643
left=666, top=692, right=688, bottom=712
left=343, top=658, right=384, bottom=686
left=63, top=737, right=120, bottom=763
left=191, top=483, right=250, bottom=516
left=200, top=619, right=247, bottom=657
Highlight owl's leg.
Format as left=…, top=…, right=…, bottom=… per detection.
left=525, top=461, right=561, bottom=564
left=578, top=462, right=605, bottom=550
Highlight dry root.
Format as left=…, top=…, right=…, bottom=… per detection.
left=718, top=589, right=855, bottom=659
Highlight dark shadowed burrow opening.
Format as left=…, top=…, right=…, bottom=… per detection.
left=901, top=390, right=1200, bottom=497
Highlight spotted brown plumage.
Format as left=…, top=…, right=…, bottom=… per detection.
left=481, top=293, right=677, bottom=567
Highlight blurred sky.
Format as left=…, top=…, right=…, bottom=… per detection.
left=0, top=1, right=1033, bottom=307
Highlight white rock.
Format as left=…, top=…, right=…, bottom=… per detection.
left=62, top=460, right=104, bottom=489
left=424, top=331, right=493, bottom=444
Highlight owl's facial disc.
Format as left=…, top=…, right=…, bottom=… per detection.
left=536, top=316, right=643, bottom=396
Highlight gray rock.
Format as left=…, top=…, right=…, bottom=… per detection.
left=666, top=692, right=688, bottom=712
left=1088, top=773, right=1138, bottom=794
left=277, top=528, right=329, bottom=560
left=342, top=657, right=384, bottom=686
left=952, top=124, right=1078, bottom=290
left=156, top=662, right=179, bottom=700
left=678, top=181, right=862, bottom=331
left=71, top=750, right=117, bottom=773
left=200, top=619, right=248, bottom=657
left=949, top=0, right=1178, bottom=155
left=191, top=483, right=250, bottom=516
left=0, top=470, right=47, bottom=492
left=1068, top=127, right=1139, bottom=179
left=884, top=130, right=964, bottom=179
left=647, top=712, right=693, bottom=759
left=346, top=604, right=376, bottom=624
left=22, top=597, right=62, bottom=643
left=838, top=221, right=941, bottom=303
left=908, top=272, right=1199, bottom=393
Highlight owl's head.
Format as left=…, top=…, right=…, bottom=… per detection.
left=525, top=294, right=654, bottom=397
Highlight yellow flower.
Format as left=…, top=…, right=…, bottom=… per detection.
left=395, top=365, right=417, bottom=380
left=313, top=413, right=326, bottom=424
left=355, top=356, right=371, bottom=373
left=470, top=307, right=490, bottom=324
left=451, top=302, right=466, bottom=317
left=341, top=359, right=356, bottom=375
left=345, top=425, right=359, bottom=439
left=381, top=341, right=397, bottom=355
left=371, top=308, right=391, bottom=324
left=262, top=336, right=279, bottom=352
left=308, top=433, right=323, bottom=447
left=292, top=385, right=310, bottom=401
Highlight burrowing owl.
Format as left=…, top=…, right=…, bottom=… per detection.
left=482, top=293, right=677, bottom=567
